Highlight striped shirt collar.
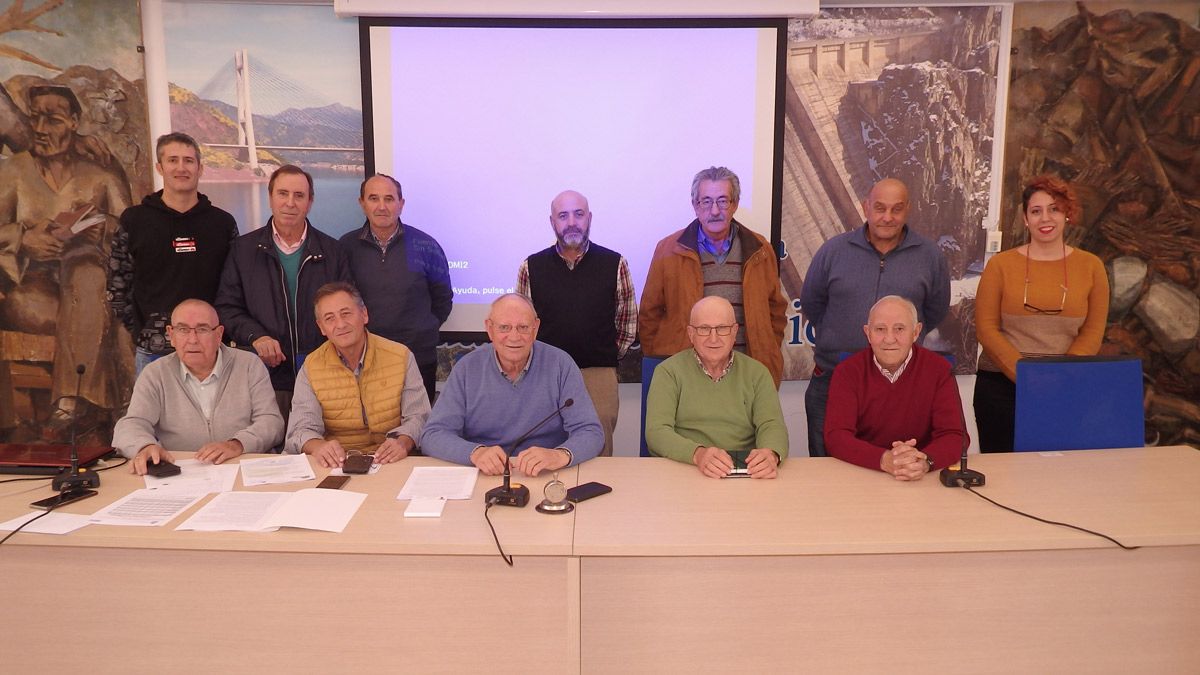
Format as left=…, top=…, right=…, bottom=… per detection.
left=873, top=347, right=914, bottom=383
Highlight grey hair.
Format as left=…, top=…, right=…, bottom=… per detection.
left=690, top=166, right=741, bottom=204
left=868, top=295, right=919, bottom=325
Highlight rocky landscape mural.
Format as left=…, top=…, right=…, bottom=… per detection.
left=1006, top=2, right=1200, bottom=446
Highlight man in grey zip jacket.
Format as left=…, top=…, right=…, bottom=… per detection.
left=113, top=300, right=284, bottom=475
left=799, top=178, right=950, bottom=458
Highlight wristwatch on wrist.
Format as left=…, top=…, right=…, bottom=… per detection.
left=925, top=456, right=935, bottom=471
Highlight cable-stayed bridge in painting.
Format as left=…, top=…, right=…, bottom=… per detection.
left=193, top=49, right=362, bottom=170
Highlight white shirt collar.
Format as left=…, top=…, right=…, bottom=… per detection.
left=271, top=220, right=308, bottom=255
left=180, top=347, right=224, bottom=385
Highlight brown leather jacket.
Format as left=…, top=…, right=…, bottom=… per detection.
left=638, top=220, right=787, bottom=387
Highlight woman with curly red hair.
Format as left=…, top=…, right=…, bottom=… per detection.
left=973, top=175, right=1110, bottom=452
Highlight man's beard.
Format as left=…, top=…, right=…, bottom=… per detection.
left=558, top=228, right=587, bottom=248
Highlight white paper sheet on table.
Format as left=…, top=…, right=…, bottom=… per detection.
left=88, top=489, right=206, bottom=526
left=404, top=497, right=447, bottom=517
left=176, top=488, right=366, bottom=533
left=239, top=454, right=316, bottom=486
left=143, top=459, right=238, bottom=494
left=0, top=511, right=92, bottom=535
left=396, top=466, right=478, bottom=500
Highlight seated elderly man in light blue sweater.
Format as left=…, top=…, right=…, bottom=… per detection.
left=420, top=293, right=603, bottom=476
left=112, top=299, right=284, bottom=475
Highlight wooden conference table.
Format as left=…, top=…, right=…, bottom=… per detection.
left=1, top=446, right=1198, bottom=674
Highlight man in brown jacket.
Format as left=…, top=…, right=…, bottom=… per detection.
left=639, top=166, right=787, bottom=387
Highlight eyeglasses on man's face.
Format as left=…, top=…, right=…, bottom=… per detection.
left=695, top=197, right=732, bottom=212
left=170, top=324, right=215, bottom=337
left=690, top=324, right=735, bottom=336
left=492, top=323, right=533, bottom=335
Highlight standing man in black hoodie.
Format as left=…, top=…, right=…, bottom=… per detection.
left=109, top=132, right=238, bottom=373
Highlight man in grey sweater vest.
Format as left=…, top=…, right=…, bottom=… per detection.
left=113, top=300, right=284, bottom=475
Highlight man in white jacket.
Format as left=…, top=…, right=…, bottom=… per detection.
left=112, top=299, right=284, bottom=475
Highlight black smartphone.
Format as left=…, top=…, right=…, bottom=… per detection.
left=145, top=460, right=181, bottom=478
left=566, top=481, right=612, bottom=503
left=316, top=475, right=349, bottom=490
left=730, top=451, right=748, bottom=470
left=31, top=489, right=98, bottom=510
left=342, top=454, right=373, bottom=475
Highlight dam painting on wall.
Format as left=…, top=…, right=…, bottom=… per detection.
left=780, top=7, right=1002, bottom=380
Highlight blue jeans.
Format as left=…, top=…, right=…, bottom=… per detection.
left=804, top=370, right=832, bottom=457
left=135, top=347, right=165, bottom=375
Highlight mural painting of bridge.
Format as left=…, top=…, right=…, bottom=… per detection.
left=164, top=2, right=364, bottom=235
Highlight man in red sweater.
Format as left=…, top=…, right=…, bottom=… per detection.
left=825, top=295, right=966, bottom=480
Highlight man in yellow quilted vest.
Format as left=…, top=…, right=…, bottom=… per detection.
left=284, top=281, right=431, bottom=469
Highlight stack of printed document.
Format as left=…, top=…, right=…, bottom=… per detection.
left=90, top=490, right=207, bottom=527
left=177, top=489, right=367, bottom=533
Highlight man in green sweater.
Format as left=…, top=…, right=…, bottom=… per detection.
left=645, top=297, right=788, bottom=478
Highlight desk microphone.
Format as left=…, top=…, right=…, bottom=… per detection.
left=52, top=364, right=101, bottom=493
left=940, top=406, right=985, bottom=488
left=486, top=398, right=574, bottom=508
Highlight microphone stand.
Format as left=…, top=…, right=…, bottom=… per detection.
left=486, top=398, right=574, bottom=507
left=51, top=365, right=101, bottom=494
left=940, top=406, right=985, bottom=488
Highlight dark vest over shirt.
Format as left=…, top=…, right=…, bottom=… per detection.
left=526, top=243, right=620, bottom=368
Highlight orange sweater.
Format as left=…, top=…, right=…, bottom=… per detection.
left=975, top=247, right=1109, bottom=381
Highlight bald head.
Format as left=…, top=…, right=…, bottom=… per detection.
left=868, top=295, right=918, bottom=326
left=689, top=296, right=735, bottom=326
left=490, top=292, right=537, bottom=320
left=550, top=190, right=588, bottom=214
left=868, top=178, right=909, bottom=204
left=170, top=299, right=219, bottom=326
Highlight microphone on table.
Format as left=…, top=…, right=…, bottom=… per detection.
left=486, top=398, right=574, bottom=508
left=940, top=405, right=985, bottom=488
left=52, top=365, right=101, bottom=493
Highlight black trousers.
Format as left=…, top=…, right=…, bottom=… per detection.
left=973, top=370, right=1015, bottom=453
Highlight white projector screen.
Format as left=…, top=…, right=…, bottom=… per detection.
left=363, top=19, right=784, bottom=335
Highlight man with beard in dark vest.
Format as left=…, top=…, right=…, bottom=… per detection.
left=516, top=190, right=636, bottom=456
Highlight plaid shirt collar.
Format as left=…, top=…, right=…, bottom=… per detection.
left=693, top=349, right=735, bottom=382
